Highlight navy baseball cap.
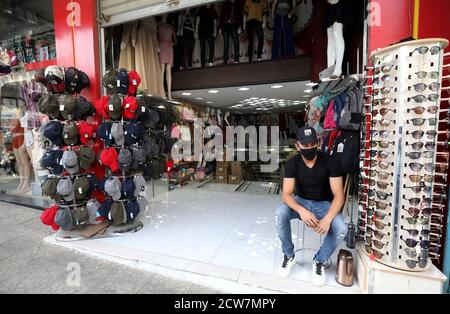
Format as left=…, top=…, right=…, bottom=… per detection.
left=98, top=198, right=113, bottom=218
left=40, top=150, right=64, bottom=175
left=43, top=121, right=63, bottom=146
left=297, top=126, right=318, bottom=145
left=74, top=96, right=95, bottom=120
left=125, top=200, right=140, bottom=222
left=97, top=121, right=114, bottom=146
left=116, top=68, right=129, bottom=95
left=124, top=121, right=145, bottom=145
left=86, top=174, right=99, bottom=194
left=121, top=178, right=136, bottom=200
left=96, top=177, right=106, bottom=192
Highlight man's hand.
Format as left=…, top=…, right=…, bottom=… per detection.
left=315, top=217, right=331, bottom=235
left=299, top=209, right=319, bottom=228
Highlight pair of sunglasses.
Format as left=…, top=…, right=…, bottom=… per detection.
left=403, top=228, right=431, bottom=238
left=405, top=259, right=428, bottom=270
left=407, top=105, right=440, bottom=114
left=409, top=130, right=441, bottom=140
left=366, top=237, right=387, bottom=250
left=415, top=71, right=439, bottom=79
left=404, top=184, right=432, bottom=194
left=408, top=142, right=437, bottom=151
left=368, top=170, right=392, bottom=180
left=373, top=98, right=393, bottom=106
left=365, top=245, right=384, bottom=259
left=368, top=159, right=393, bottom=169
left=409, top=82, right=441, bottom=93
left=373, top=75, right=392, bottom=85
left=405, top=217, right=430, bottom=225
left=368, top=150, right=392, bottom=159
left=411, top=46, right=441, bottom=56
left=367, top=218, right=388, bottom=230
left=403, top=207, right=432, bottom=218
left=368, top=199, right=390, bottom=210
left=408, top=174, right=447, bottom=183
left=408, top=118, right=446, bottom=126
left=374, top=65, right=393, bottom=74
left=402, top=238, right=430, bottom=249
left=371, top=108, right=396, bottom=116
left=370, top=119, right=394, bottom=127
left=405, top=151, right=435, bottom=160
left=408, top=94, right=440, bottom=103
left=366, top=226, right=387, bottom=240
left=371, top=130, right=392, bottom=138
left=373, top=87, right=392, bottom=96
left=369, top=141, right=395, bottom=149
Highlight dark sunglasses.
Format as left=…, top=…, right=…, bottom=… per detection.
left=404, top=184, right=432, bottom=194
left=409, top=130, right=440, bottom=140
left=405, top=259, right=428, bottom=269
left=372, top=108, right=396, bottom=116
left=367, top=200, right=390, bottom=211
left=406, top=162, right=436, bottom=172
left=403, top=207, right=432, bottom=218
left=408, top=118, right=443, bottom=126
left=369, top=141, right=395, bottom=149
left=365, top=245, right=384, bottom=259
left=409, top=82, right=441, bottom=93
left=366, top=227, right=387, bottom=240
left=402, top=238, right=430, bottom=249
left=408, top=94, right=439, bottom=103
left=366, top=237, right=387, bottom=250
left=402, top=228, right=431, bottom=238
left=373, top=98, right=392, bottom=106
left=408, top=142, right=437, bottom=151
left=368, top=150, right=392, bottom=159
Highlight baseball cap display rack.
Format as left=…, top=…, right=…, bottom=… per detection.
left=357, top=38, right=450, bottom=271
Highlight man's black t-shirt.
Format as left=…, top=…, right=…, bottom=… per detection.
left=198, top=7, right=219, bottom=36
left=284, top=152, right=342, bottom=202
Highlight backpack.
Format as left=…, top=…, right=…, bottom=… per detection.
left=330, top=131, right=360, bottom=174
left=338, top=87, right=363, bottom=131
left=323, top=100, right=337, bottom=129
left=333, top=93, right=347, bottom=127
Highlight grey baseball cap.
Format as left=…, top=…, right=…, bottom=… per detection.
left=118, top=148, right=133, bottom=173
left=54, top=207, right=73, bottom=231
left=137, top=196, right=149, bottom=212
left=62, top=150, right=79, bottom=174
left=104, top=177, right=122, bottom=201
left=132, top=147, right=147, bottom=169
left=111, top=122, right=125, bottom=146
left=86, top=199, right=102, bottom=225
left=133, top=174, right=146, bottom=197
left=57, top=177, right=75, bottom=202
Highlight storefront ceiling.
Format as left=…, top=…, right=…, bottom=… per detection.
left=172, top=81, right=312, bottom=114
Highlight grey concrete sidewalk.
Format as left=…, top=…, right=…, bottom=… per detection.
left=0, top=201, right=222, bottom=294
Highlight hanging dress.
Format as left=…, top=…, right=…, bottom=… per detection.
left=134, top=17, right=165, bottom=97
left=118, top=22, right=137, bottom=70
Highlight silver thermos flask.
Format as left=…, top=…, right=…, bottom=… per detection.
left=335, top=249, right=354, bottom=287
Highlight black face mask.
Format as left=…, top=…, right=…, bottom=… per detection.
left=300, top=147, right=318, bottom=161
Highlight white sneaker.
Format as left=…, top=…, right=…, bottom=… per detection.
left=279, top=255, right=296, bottom=278
left=312, top=260, right=326, bottom=287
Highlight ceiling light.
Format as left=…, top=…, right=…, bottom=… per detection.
left=271, top=85, right=284, bottom=89
left=303, top=95, right=311, bottom=98
left=208, top=90, right=219, bottom=94
left=304, top=89, right=313, bottom=93
left=195, top=97, right=203, bottom=100
left=238, top=87, right=250, bottom=91
left=306, top=82, right=318, bottom=87
left=182, top=92, right=192, bottom=96
left=206, top=101, right=214, bottom=104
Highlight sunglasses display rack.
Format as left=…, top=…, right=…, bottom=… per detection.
left=358, top=38, right=449, bottom=272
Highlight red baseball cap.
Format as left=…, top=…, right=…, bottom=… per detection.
left=99, top=148, right=119, bottom=173
left=77, top=122, right=95, bottom=144
left=128, top=70, right=141, bottom=95
left=40, top=204, right=60, bottom=230
left=122, top=96, right=138, bottom=120
left=95, top=96, right=109, bottom=119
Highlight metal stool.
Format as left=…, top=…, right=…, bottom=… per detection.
left=294, top=220, right=332, bottom=269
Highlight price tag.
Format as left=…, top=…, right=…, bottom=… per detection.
left=109, top=133, right=113, bottom=140
left=337, top=143, right=344, bottom=153
left=59, top=158, right=64, bottom=165
left=84, top=133, right=89, bottom=138
left=132, top=80, right=137, bottom=85
left=125, top=104, right=130, bottom=109
left=117, top=80, right=121, bottom=87
left=141, top=107, right=146, bottom=112
left=141, top=187, right=145, bottom=192
left=59, top=105, right=65, bottom=111
left=78, top=187, right=83, bottom=194
left=64, top=133, right=69, bottom=139
left=124, top=131, right=128, bottom=135
left=109, top=105, right=113, bottom=111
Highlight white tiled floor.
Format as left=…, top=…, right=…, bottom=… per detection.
left=48, top=182, right=359, bottom=293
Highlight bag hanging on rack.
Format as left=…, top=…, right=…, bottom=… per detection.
left=324, top=100, right=338, bottom=129
left=330, top=130, right=360, bottom=174
left=338, top=87, right=363, bottom=131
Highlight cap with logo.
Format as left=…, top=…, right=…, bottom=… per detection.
left=98, top=198, right=113, bottom=218
left=74, top=96, right=95, bottom=120
left=116, top=68, right=129, bottom=95
left=109, top=201, right=127, bottom=226
left=43, top=121, right=63, bottom=146
left=108, top=94, right=122, bottom=120
left=124, top=121, right=144, bottom=145
left=57, top=177, right=75, bottom=202
left=40, top=204, right=60, bottom=230
left=135, top=102, right=151, bottom=127
left=62, top=149, right=79, bottom=174
left=122, top=96, right=138, bottom=120
left=111, top=122, right=125, bottom=146
left=45, top=65, right=65, bottom=93
left=54, top=207, right=73, bottom=231
left=95, top=96, right=109, bottom=119
left=73, top=176, right=90, bottom=201
left=39, top=94, right=60, bottom=119
left=97, top=121, right=114, bottom=146
left=86, top=199, right=102, bottom=225
left=63, top=121, right=80, bottom=146
left=127, top=70, right=141, bottom=95
left=121, top=177, right=135, bottom=199
left=102, top=69, right=118, bottom=93
left=40, top=150, right=64, bottom=175
left=104, top=177, right=122, bottom=201
left=297, top=126, right=318, bottom=145
left=132, top=147, right=147, bottom=170
left=125, top=201, right=140, bottom=222
left=133, top=175, right=146, bottom=197
left=72, top=206, right=89, bottom=226
left=65, top=67, right=90, bottom=94
left=99, top=148, right=119, bottom=173
left=77, top=122, right=95, bottom=145
left=77, top=146, right=95, bottom=170
left=59, top=94, right=76, bottom=120
left=118, top=148, right=133, bottom=173
left=41, top=177, right=62, bottom=202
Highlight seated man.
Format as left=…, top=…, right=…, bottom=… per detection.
left=275, top=126, right=347, bottom=287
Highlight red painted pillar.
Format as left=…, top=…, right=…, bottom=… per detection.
left=417, top=0, right=450, bottom=51
left=52, top=0, right=101, bottom=102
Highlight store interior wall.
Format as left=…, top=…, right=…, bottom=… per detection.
left=417, top=0, right=450, bottom=51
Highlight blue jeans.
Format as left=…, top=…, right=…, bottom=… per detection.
left=275, top=196, right=348, bottom=263
left=272, top=14, right=295, bottom=59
